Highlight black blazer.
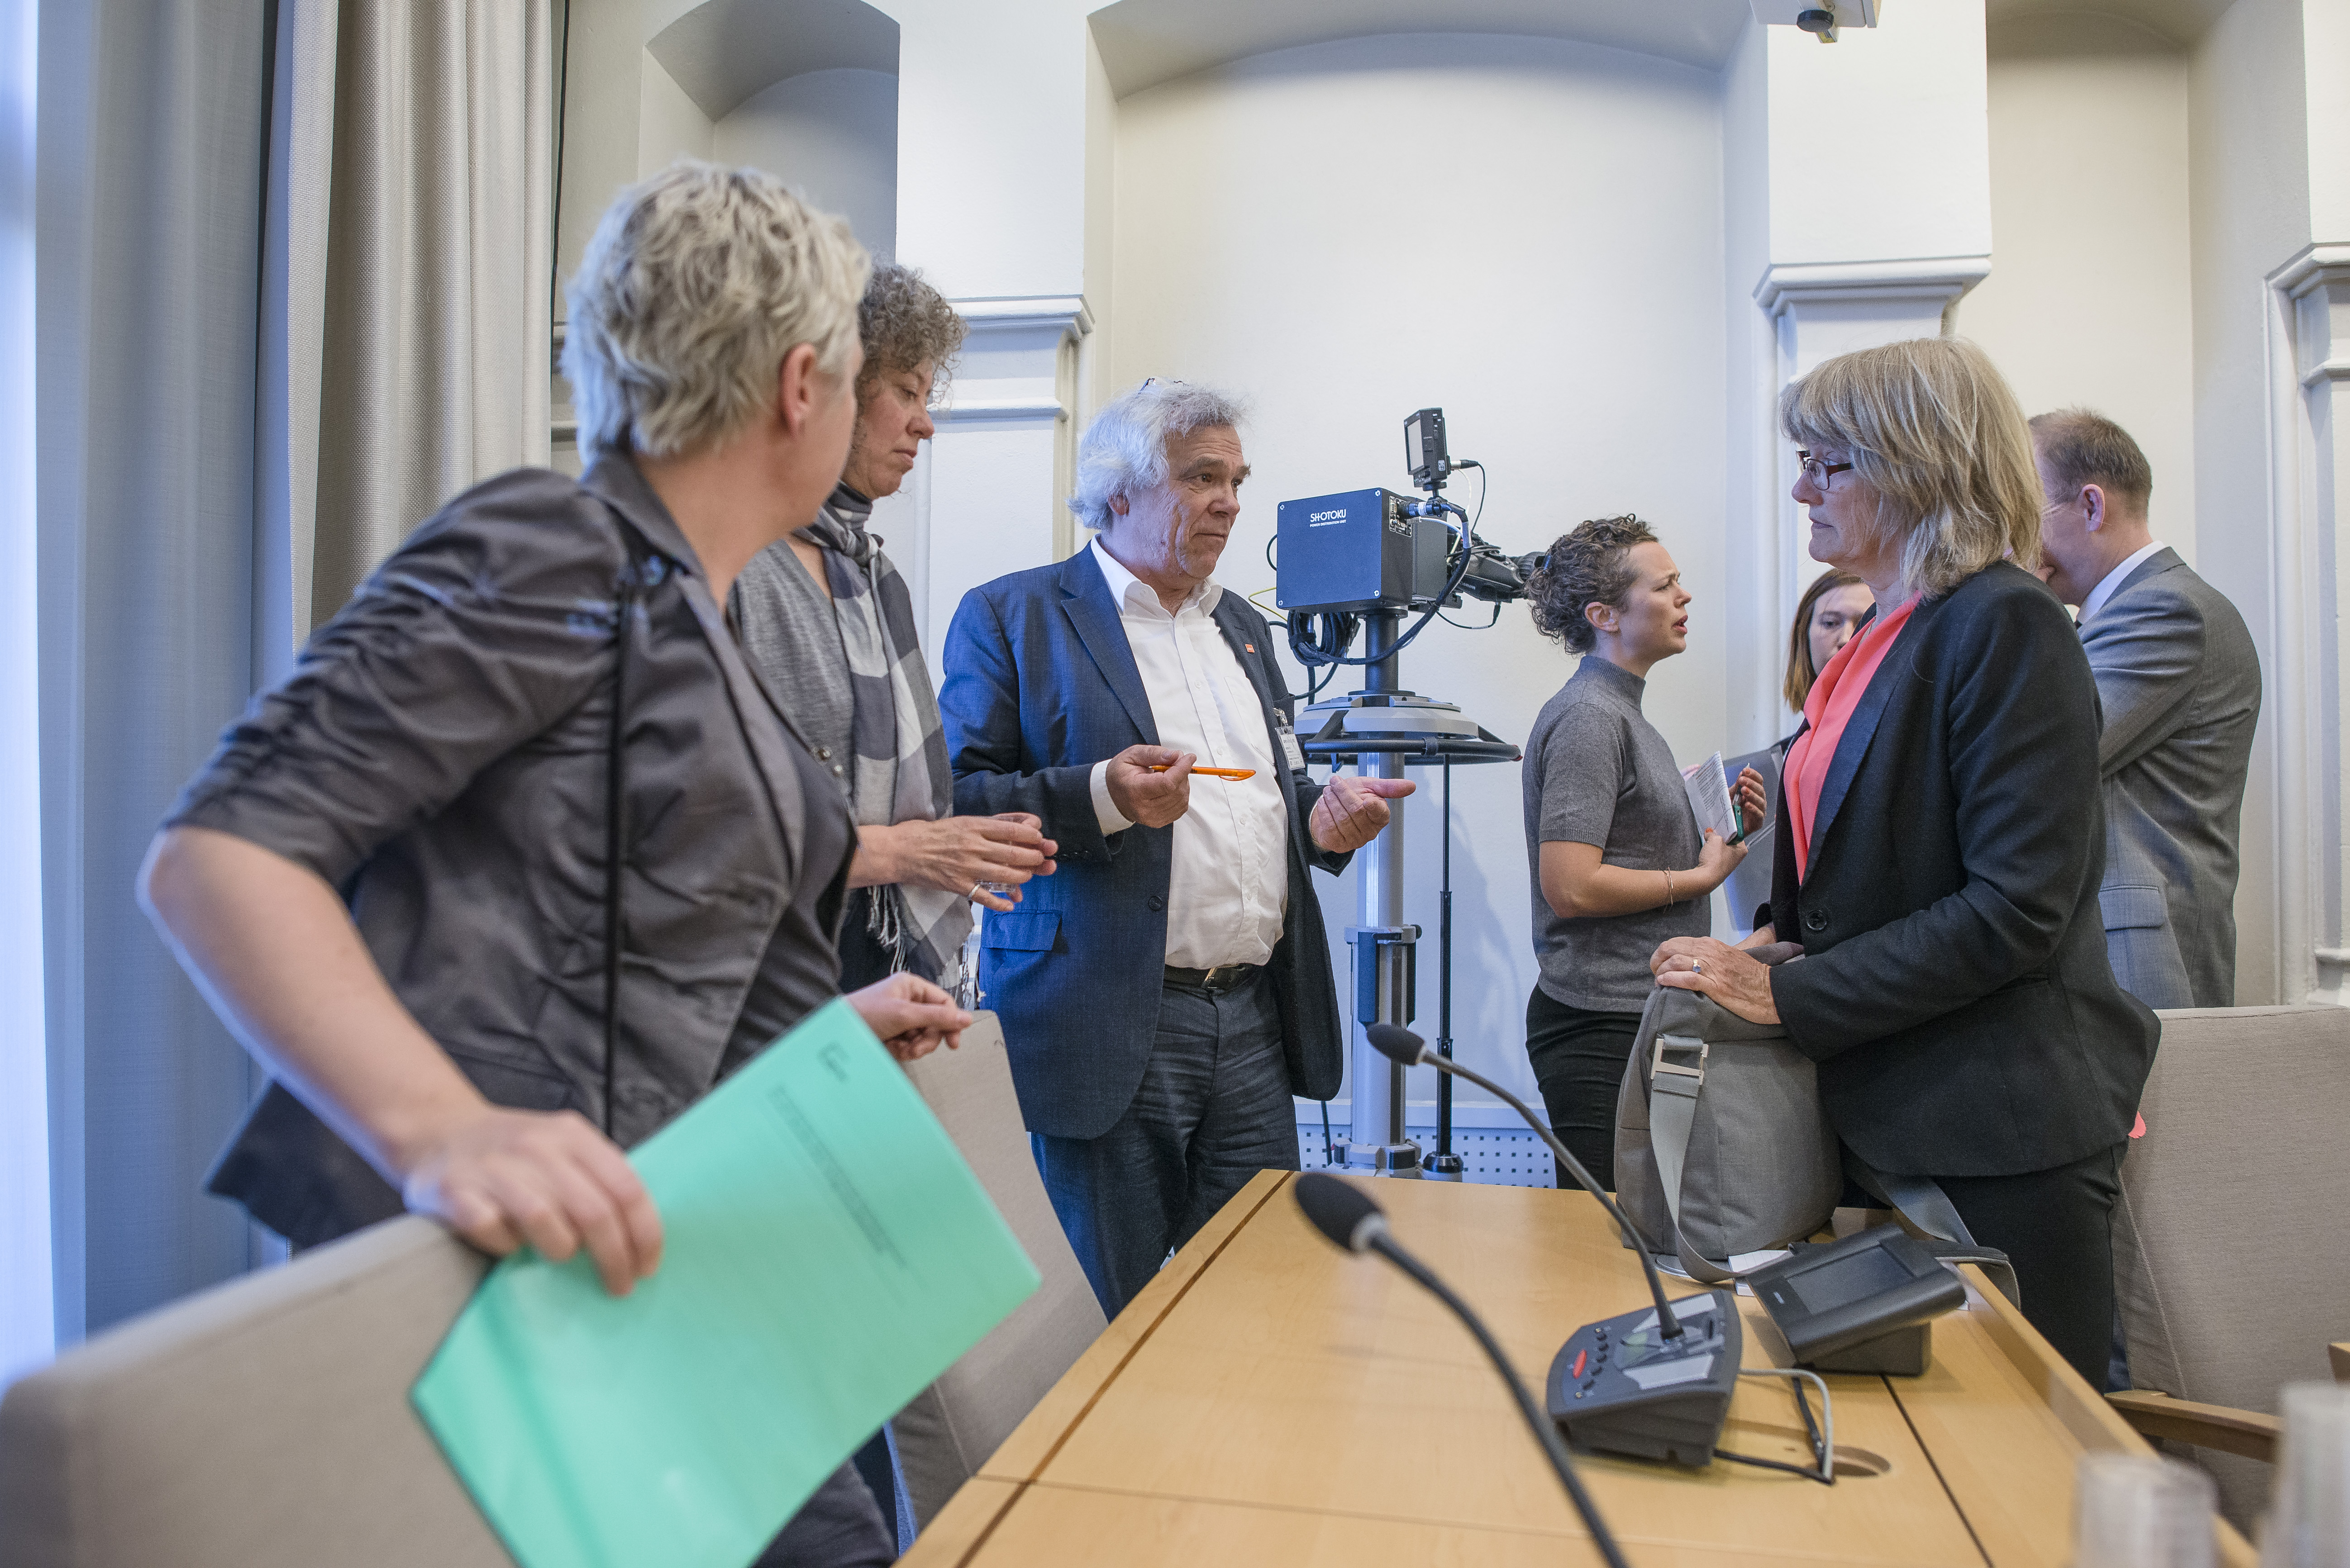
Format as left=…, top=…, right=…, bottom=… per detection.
left=939, top=550, right=1350, bottom=1142
left=1768, top=561, right=2157, bottom=1178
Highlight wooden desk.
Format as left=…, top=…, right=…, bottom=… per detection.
left=906, top=1173, right=2253, bottom=1567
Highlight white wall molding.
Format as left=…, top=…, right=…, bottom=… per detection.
left=2265, top=242, right=2350, bottom=1004
left=912, top=292, right=1097, bottom=658
left=935, top=396, right=1068, bottom=423
left=1752, top=254, right=1993, bottom=317
left=950, top=293, right=1095, bottom=336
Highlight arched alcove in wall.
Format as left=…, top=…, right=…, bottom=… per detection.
left=1088, top=13, right=1743, bottom=1121
left=642, top=0, right=901, bottom=257
left=551, top=0, right=901, bottom=475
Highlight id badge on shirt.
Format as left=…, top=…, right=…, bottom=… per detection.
left=1273, top=714, right=1309, bottom=772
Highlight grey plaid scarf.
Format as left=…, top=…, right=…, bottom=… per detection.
left=796, top=485, right=971, bottom=983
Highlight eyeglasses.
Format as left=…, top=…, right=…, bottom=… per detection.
left=1797, top=451, right=1854, bottom=491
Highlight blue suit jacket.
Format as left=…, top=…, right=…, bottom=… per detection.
left=939, top=549, right=1350, bottom=1141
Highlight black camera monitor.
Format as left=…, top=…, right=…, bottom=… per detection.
left=1404, top=407, right=1448, bottom=490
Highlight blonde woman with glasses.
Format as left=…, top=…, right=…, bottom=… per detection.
left=1649, top=337, right=2155, bottom=1392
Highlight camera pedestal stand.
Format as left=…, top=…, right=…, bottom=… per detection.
left=1300, top=609, right=1519, bottom=1180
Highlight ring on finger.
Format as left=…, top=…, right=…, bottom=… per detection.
left=968, top=881, right=983, bottom=901
left=1692, top=960, right=1705, bottom=974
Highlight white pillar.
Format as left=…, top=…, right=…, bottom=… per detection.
left=884, top=1, right=1098, bottom=644
left=2270, top=247, right=2350, bottom=1003
left=914, top=297, right=1092, bottom=668
left=1725, top=5, right=1995, bottom=746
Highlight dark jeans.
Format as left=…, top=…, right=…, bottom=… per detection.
left=1934, top=1141, right=2127, bottom=1392
left=1032, top=969, right=1298, bottom=1320
left=749, top=1461, right=895, bottom=1568
left=1525, top=986, right=1642, bottom=1193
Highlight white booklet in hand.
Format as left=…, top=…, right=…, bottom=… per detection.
left=1681, top=751, right=1741, bottom=846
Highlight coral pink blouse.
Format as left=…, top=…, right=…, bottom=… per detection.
left=1784, top=596, right=1918, bottom=883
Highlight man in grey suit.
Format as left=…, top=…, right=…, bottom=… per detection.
left=2031, top=409, right=2261, bottom=1008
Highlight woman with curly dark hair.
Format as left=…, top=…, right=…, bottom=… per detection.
left=1518, top=517, right=1764, bottom=1191
left=733, top=264, right=1057, bottom=999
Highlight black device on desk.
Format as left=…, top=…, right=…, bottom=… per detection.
left=1546, top=1290, right=1744, bottom=1465
left=1748, top=1226, right=1968, bottom=1376
left=1362, top=1025, right=1745, bottom=1468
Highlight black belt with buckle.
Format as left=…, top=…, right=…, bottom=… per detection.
left=1164, top=963, right=1263, bottom=993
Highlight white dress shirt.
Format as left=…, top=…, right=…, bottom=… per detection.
left=2080, top=539, right=2168, bottom=624
left=1083, top=539, right=1291, bottom=968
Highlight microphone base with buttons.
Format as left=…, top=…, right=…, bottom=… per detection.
left=1546, top=1288, right=1744, bottom=1466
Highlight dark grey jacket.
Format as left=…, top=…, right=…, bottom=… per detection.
left=939, top=552, right=1349, bottom=1142
left=1768, top=562, right=2158, bottom=1178
left=174, top=453, right=855, bottom=1247
left=2080, top=547, right=2260, bottom=1009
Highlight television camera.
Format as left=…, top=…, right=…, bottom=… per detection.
left=1269, top=409, right=1532, bottom=1182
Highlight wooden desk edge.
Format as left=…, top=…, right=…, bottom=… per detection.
left=1951, top=1265, right=2256, bottom=1568
left=977, top=1169, right=1293, bottom=1482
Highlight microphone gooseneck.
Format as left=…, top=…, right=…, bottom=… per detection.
left=1292, top=1175, right=1633, bottom=1568
left=1364, top=1023, right=1684, bottom=1340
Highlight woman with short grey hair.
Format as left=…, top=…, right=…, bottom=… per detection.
left=734, top=264, right=1058, bottom=999
left=141, top=162, right=960, bottom=1568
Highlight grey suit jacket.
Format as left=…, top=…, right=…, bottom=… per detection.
left=2080, top=547, right=2260, bottom=1009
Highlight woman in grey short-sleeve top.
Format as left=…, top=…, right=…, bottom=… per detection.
left=1519, top=516, right=1763, bottom=1191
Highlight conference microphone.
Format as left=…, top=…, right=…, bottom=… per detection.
left=1293, top=1174, right=1633, bottom=1568
left=1363, top=1024, right=1747, bottom=1469
left=1365, top=1022, right=1683, bottom=1339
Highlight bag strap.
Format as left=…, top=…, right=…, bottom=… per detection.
left=1645, top=1029, right=1743, bottom=1284
left=1842, top=1150, right=2021, bottom=1307
left=600, top=532, right=648, bottom=1139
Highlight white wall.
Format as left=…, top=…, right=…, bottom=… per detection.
left=1111, top=32, right=1730, bottom=1113
left=2188, top=0, right=2309, bottom=1006
left=1962, top=12, right=2197, bottom=565
left=712, top=68, right=899, bottom=258
left=637, top=52, right=713, bottom=172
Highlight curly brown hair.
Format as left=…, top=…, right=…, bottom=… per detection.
left=856, top=263, right=968, bottom=401
left=1527, top=516, right=1659, bottom=654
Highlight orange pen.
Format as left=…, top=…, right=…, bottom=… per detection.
left=1147, top=764, right=1256, bottom=780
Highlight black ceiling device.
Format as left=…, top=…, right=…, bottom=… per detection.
left=1747, top=1227, right=1967, bottom=1376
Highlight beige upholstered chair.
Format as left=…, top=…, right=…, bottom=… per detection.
left=2109, top=1004, right=2350, bottom=1530
left=0, top=1215, right=503, bottom=1568
left=895, top=1012, right=1107, bottom=1527
left=0, top=1012, right=1101, bottom=1565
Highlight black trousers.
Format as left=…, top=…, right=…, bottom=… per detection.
left=834, top=889, right=913, bottom=1550
left=1930, top=1141, right=2127, bottom=1392
left=1524, top=986, right=1642, bottom=1194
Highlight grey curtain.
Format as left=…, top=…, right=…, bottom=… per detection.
left=290, top=0, right=554, bottom=642
left=38, top=0, right=553, bottom=1346
left=37, top=0, right=276, bottom=1344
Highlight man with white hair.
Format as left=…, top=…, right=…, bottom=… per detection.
left=939, top=380, right=1411, bottom=1319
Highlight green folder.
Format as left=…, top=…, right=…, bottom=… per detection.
left=411, top=999, right=1041, bottom=1568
